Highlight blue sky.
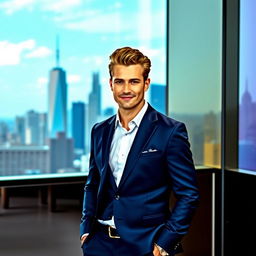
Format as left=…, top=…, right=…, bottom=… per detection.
left=0, top=0, right=166, bottom=118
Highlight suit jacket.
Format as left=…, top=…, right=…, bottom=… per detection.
left=80, top=104, right=199, bottom=255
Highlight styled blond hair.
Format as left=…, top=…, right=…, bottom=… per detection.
left=109, top=47, right=151, bottom=81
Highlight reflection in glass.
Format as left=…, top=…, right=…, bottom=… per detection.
left=168, top=0, right=222, bottom=168
left=239, top=0, right=256, bottom=171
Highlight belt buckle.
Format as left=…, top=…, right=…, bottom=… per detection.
left=108, top=226, right=120, bottom=239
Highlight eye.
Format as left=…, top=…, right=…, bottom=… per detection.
left=130, top=80, right=140, bottom=85
left=114, top=80, right=123, bottom=85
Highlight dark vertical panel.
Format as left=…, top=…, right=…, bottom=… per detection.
left=224, top=0, right=239, bottom=169
left=221, top=1, right=239, bottom=256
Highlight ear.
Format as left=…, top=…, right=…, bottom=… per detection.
left=144, top=78, right=150, bottom=92
left=109, top=78, right=113, bottom=91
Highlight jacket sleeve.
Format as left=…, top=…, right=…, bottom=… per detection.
left=80, top=125, right=100, bottom=237
left=155, top=122, right=200, bottom=254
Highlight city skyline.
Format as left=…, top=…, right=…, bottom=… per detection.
left=0, top=0, right=167, bottom=118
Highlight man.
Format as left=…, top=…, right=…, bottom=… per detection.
left=80, top=47, right=199, bottom=256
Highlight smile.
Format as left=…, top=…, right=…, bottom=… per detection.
left=119, top=96, right=134, bottom=101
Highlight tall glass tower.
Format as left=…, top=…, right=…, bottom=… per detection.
left=72, top=102, right=85, bottom=151
left=88, top=72, right=101, bottom=131
left=48, top=38, right=67, bottom=138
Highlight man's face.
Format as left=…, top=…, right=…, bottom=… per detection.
left=109, top=64, right=150, bottom=111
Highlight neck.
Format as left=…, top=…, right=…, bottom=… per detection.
left=118, top=100, right=145, bottom=130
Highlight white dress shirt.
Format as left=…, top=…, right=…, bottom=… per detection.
left=109, top=101, right=149, bottom=187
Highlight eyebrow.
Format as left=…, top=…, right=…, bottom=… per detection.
left=113, top=78, right=141, bottom=82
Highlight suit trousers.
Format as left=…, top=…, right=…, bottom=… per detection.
left=81, top=229, right=154, bottom=256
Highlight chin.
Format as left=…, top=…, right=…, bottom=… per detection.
left=120, top=104, right=134, bottom=110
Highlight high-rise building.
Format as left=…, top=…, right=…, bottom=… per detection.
left=88, top=72, right=101, bottom=131
left=203, top=111, right=217, bottom=143
left=92, top=72, right=101, bottom=116
left=15, top=116, right=25, bottom=144
left=72, top=102, right=85, bottom=151
left=25, top=110, right=40, bottom=145
left=0, top=122, right=8, bottom=144
left=150, top=84, right=166, bottom=114
left=203, top=142, right=221, bottom=168
left=239, top=81, right=255, bottom=141
left=48, top=39, right=67, bottom=138
left=39, top=113, right=48, bottom=145
left=48, top=132, right=74, bottom=173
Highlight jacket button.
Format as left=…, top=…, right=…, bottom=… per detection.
left=115, top=195, right=120, bottom=200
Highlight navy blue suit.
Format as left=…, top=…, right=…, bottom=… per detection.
left=80, top=105, right=199, bottom=255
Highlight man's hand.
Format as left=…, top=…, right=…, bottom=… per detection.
left=80, top=234, right=88, bottom=246
left=153, top=244, right=162, bottom=256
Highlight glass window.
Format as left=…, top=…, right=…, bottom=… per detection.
left=0, top=0, right=167, bottom=179
left=168, top=0, right=222, bottom=167
left=239, top=0, right=256, bottom=171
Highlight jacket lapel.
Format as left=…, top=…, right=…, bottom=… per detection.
left=96, top=115, right=116, bottom=201
left=102, top=116, right=116, bottom=167
left=117, top=105, right=158, bottom=188
left=98, top=116, right=116, bottom=181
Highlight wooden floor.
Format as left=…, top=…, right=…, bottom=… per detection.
left=0, top=197, right=83, bottom=256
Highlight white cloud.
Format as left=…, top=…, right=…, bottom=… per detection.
left=0, top=39, right=35, bottom=66
left=0, top=39, right=52, bottom=66
left=67, top=74, right=81, bottom=84
left=0, top=0, right=35, bottom=15
left=25, top=46, right=52, bottom=59
left=41, top=0, right=81, bottom=13
left=0, top=0, right=82, bottom=14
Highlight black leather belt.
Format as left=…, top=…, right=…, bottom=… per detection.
left=95, top=222, right=120, bottom=239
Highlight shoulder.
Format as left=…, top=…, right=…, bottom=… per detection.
left=157, top=112, right=184, bottom=127
left=92, top=115, right=116, bottom=133
left=147, top=106, right=188, bottom=141
left=148, top=105, right=185, bottom=129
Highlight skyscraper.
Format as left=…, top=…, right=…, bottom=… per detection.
left=72, top=102, right=85, bottom=151
left=92, top=72, right=101, bottom=116
left=88, top=72, right=101, bottom=139
left=48, top=39, right=67, bottom=138
left=15, top=116, right=25, bottom=144
left=25, top=110, right=40, bottom=145
left=0, top=122, right=8, bottom=145
left=39, top=113, right=47, bottom=145
left=49, top=132, right=74, bottom=173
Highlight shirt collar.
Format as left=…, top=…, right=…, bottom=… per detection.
left=115, top=101, right=148, bottom=129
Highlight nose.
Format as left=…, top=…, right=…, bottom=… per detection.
left=123, top=82, right=131, bottom=93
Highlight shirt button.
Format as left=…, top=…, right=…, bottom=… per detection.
left=115, top=195, right=120, bottom=200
